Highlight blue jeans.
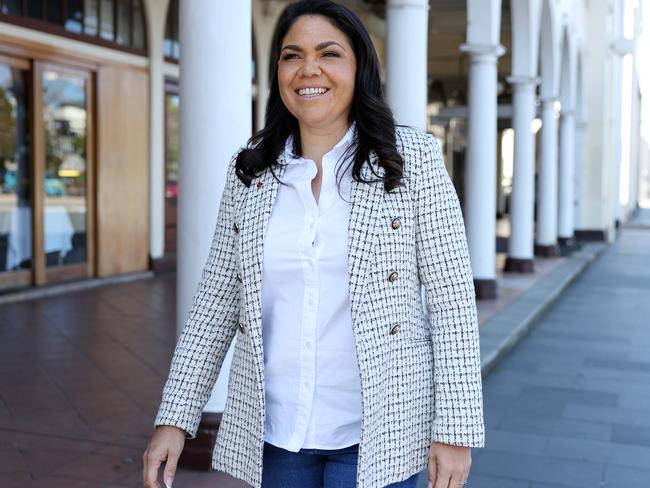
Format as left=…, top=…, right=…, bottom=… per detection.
left=261, top=441, right=421, bottom=488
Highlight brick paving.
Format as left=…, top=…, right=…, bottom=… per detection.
left=469, top=209, right=650, bottom=487
left=0, top=274, right=241, bottom=487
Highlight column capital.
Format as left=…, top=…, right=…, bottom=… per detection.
left=460, top=43, right=506, bottom=60
left=539, top=95, right=560, bottom=103
left=387, top=0, right=429, bottom=9
left=506, top=75, right=540, bottom=88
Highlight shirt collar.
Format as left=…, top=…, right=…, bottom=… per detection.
left=284, top=121, right=357, bottom=166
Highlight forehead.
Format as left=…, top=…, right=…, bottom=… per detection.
left=282, top=15, right=351, bottom=48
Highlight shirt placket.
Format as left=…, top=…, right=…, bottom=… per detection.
left=287, top=160, right=321, bottom=449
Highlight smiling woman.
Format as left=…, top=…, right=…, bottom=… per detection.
left=145, top=1, right=484, bottom=488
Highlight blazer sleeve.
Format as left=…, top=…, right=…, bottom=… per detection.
left=154, top=151, right=241, bottom=440
left=414, top=134, right=485, bottom=448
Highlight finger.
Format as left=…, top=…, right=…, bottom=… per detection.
left=427, top=454, right=438, bottom=488
left=433, top=466, right=451, bottom=488
left=449, top=471, right=465, bottom=488
left=143, top=447, right=163, bottom=488
left=163, top=449, right=180, bottom=488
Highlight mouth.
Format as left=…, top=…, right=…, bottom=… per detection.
left=295, top=87, right=330, bottom=99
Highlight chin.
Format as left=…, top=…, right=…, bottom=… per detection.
left=295, top=114, right=332, bottom=128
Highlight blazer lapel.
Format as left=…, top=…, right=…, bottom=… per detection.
left=239, top=150, right=386, bottom=339
left=345, top=150, right=386, bottom=328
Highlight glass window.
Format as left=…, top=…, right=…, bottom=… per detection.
left=46, top=0, right=63, bottom=24
left=115, top=0, right=130, bottom=46
left=0, top=0, right=146, bottom=54
left=99, top=0, right=114, bottom=41
left=41, top=69, right=88, bottom=267
left=0, top=62, right=33, bottom=274
left=27, top=0, right=43, bottom=19
left=65, top=0, right=84, bottom=33
left=3, top=0, right=22, bottom=15
left=164, top=91, right=179, bottom=253
left=164, top=0, right=179, bottom=60
left=84, top=0, right=98, bottom=36
left=132, top=0, right=145, bottom=49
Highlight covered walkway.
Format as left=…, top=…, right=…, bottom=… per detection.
left=0, top=211, right=648, bottom=486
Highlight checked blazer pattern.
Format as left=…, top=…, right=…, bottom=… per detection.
left=154, top=125, right=485, bottom=488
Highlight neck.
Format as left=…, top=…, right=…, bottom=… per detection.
left=298, top=118, right=351, bottom=164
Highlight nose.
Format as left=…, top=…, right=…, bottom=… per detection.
left=300, top=55, right=321, bottom=77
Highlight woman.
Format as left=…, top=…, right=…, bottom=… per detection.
left=143, top=1, right=484, bottom=488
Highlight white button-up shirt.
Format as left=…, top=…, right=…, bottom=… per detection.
left=261, top=122, right=362, bottom=452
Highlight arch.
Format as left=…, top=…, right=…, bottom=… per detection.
left=559, top=26, right=577, bottom=113
left=509, top=0, right=542, bottom=79
left=538, top=0, right=560, bottom=98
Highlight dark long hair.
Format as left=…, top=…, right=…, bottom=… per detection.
left=236, top=0, right=405, bottom=194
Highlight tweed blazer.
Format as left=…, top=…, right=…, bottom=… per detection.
left=154, top=125, right=485, bottom=488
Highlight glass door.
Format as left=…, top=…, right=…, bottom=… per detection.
left=0, top=54, right=32, bottom=292
left=33, top=62, right=95, bottom=285
left=164, top=80, right=179, bottom=255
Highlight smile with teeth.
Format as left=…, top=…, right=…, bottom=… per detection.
left=297, top=87, right=329, bottom=98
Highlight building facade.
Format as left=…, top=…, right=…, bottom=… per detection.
left=0, top=0, right=647, bottom=296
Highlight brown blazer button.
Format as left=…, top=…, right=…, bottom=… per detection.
left=233, top=222, right=240, bottom=234
left=391, top=218, right=401, bottom=230
left=238, top=323, right=246, bottom=334
left=389, top=324, right=401, bottom=335
left=236, top=272, right=242, bottom=283
left=388, top=271, right=398, bottom=282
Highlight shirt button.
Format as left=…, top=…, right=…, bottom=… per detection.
left=391, top=218, right=401, bottom=230
left=305, top=341, right=312, bottom=348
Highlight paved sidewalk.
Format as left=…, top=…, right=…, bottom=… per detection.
left=469, top=209, right=650, bottom=487
left=1, top=210, right=648, bottom=486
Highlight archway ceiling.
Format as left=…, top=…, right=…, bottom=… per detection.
left=362, top=0, right=514, bottom=102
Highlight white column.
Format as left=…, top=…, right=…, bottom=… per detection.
left=178, top=0, right=252, bottom=413
left=536, top=97, right=559, bottom=252
left=146, top=0, right=168, bottom=261
left=505, top=76, right=537, bottom=271
left=558, top=109, right=575, bottom=241
left=386, top=0, right=429, bottom=130
left=574, top=118, right=587, bottom=229
left=460, top=44, right=505, bottom=298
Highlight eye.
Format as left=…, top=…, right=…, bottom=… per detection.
left=282, top=53, right=300, bottom=60
left=322, top=51, right=340, bottom=57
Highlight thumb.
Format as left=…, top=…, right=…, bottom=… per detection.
left=163, top=449, right=179, bottom=488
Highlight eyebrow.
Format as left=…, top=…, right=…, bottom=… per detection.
left=281, top=41, right=346, bottom=52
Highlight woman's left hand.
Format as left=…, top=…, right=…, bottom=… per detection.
left=427, top=441, right=472, bottom=488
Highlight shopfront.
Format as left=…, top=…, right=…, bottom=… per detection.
left=0, top=0, right=150, bottom=292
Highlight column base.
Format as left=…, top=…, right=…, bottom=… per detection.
left=178, top=412, right=222, bottom=471
left=574, top=229, right=607, bottom=242
left=558, top=237, right=581, bottom=256
left=474, top=278, right=497, bottom=300
left=504, top=257, right=535, bottom=273
left=534, top=244, right=559, bottom=257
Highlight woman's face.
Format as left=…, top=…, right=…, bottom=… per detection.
left=278, top=15, right=357, bottom=132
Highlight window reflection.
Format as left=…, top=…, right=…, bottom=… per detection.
left=42, top=70, right=87, bottom=267
left=164, top=91, right=179, bottom=253
left=0, top=63, right=32, bottom=274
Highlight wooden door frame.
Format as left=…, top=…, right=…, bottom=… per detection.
left=32, top=60, right=96, bottom=286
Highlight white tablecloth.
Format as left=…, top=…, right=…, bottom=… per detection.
left=5, top=206, right=75, bottom=270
